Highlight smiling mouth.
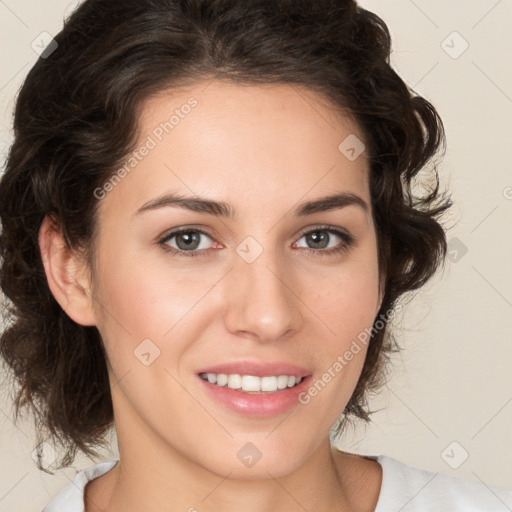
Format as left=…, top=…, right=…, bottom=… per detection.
left=199, top=372, right=304, bottom=394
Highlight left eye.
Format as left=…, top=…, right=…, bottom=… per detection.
left=294, top=228, right=348, bottom=251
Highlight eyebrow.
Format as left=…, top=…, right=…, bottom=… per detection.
left=134, top=191, right=369, bottom=218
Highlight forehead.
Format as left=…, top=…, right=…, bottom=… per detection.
left=139, top=80, right=364, bottom=149
left=98, top=80, right=370, bottom=221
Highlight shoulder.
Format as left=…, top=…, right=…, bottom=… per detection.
left=374, top=454, right=512, bottom=512
left=41, top=460, right=119, bottom=512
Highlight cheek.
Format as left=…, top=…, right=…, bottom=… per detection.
left=91, top=257, right=216, bottom=431
left=309, top=255, right=380, bottom=347
left=91, top=247, right=217, bottom=366
left=296, top=267, right=377, bottom=422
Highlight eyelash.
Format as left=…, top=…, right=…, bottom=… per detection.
left=157, top=225, right=355, bottom=258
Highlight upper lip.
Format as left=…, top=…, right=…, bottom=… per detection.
left=196, top=361, right=311, bottom=378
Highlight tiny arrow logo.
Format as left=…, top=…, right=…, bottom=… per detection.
left=31, top=32, right=58, bottom=59
left=441, top=31, right=468, bottom=59
left=237, top=442, right=262, bottom=468
left=134, top=339, right=161, bottom=366
left=236, top=236, right=263, bottom=263
left=441, top=441, right=469, bottom=469
left=338, top=134, right=365, bottom=161
left=447, top=237, right=468, bottom=263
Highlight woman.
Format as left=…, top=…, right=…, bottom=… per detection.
left=0, top=0, right=510, bottom=511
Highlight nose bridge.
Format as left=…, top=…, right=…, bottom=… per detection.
left=223, top=241, right=301, bottom=342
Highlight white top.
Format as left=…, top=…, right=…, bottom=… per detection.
left=41, top=454, right=512, bottom=512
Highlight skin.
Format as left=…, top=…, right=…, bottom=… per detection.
left=39, top=80, right=384, bottom=512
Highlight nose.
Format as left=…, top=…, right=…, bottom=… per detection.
left=223, top=248, right=304, bottom=343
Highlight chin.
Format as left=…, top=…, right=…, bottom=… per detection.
left=195, top=436, right=312, bottom=480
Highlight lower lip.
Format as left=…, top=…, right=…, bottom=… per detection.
left=197, top=375, right=312, bottom=418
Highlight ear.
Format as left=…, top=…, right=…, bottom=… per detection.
left=38, top=215, right=97, bottom=326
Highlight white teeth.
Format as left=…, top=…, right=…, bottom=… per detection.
left=201, top=373, right=304, bottom=393
left=261, top=376, right=277, bottom=392
left=241, top=375, right=260, bottom=391
left=216, top=373, right=228, bottom=386
left=276, top=375, right=289, bottom=389
left=227, top=374, right=242, bottom=389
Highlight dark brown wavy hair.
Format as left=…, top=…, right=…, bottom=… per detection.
left=0, top=0, right=452, bottom=473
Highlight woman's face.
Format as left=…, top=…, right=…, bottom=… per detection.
left=89, top=80, right=383, bottom=478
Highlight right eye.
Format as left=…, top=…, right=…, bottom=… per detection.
left=158, top=228, right=219, bottom=257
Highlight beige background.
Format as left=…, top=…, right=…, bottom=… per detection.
left=1, top=0, right=511, bottom=510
